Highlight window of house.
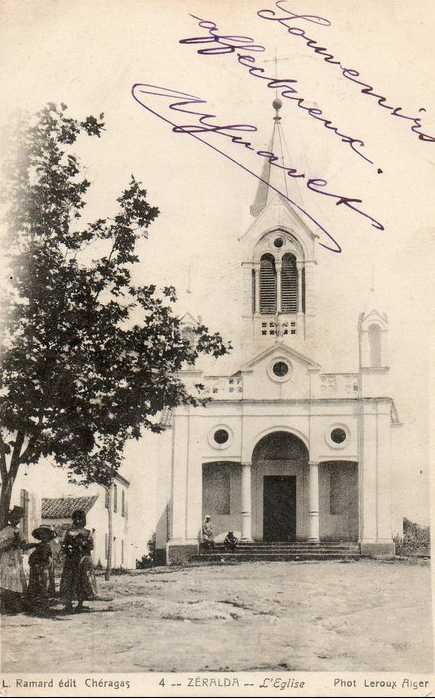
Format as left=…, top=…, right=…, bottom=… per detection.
left=113, top=483, right=118, bottom=513
left=251, top=269, right=256, bottom=314
left=105, top=533, right=109, bottom=559
left=121, top=539, right=124, bottom=566
left=122, top=489, right=126, bottom=517
left=259, top=253, right=277, bottom=313
left=105, top=488, right=109, bottom=509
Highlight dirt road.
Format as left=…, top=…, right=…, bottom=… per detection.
left=1, top=559, right=432, bottom=673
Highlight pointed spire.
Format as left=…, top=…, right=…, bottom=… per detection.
left=250, top=99, right=300, bottom=217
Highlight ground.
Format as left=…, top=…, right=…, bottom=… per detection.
left=1, top=559, right=432, bottom=673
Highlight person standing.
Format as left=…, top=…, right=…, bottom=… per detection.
left=27, top=525, right=56, bottom=614
left=0, top=506, right=34, bottom=613
left=60, top=509, right=97, bottom=612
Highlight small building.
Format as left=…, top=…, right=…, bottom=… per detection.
left=41, top=476, right=131, bottom=569
left=16, top=474, right=133, bottom=569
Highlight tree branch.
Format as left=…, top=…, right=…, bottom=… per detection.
left=0, top=431, right=8, bottom=481
left=91, top=233, right=119, bottom=305
left=19, top=432, right=40, bottom=466
left=10, top=430, right=25, bottom=480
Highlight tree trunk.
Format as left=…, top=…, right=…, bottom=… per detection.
left=0, top=475, right=15, bottom=529
left=105, top=486, right=113, bottom=581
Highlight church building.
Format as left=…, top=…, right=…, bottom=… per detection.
left=153, top=98, right=400, bottom=564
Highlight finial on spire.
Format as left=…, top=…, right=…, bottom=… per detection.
left=273, top=97, right=282, bottom=121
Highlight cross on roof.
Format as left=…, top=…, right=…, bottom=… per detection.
left=262, top=52, right=294, bottom=108
left=263, top=51, right=294, bottom=78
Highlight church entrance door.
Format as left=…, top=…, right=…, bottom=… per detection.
left=263, top=475, right=296, bottom=541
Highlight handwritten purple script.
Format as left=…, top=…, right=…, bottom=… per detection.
left=181, top=5, right=435, bottom=168
left=180, top=15, right=373, bottom=167
left=256, top=1, right=435, bottom=144
left=132, top=6, right=433, bottom=253
left=131, top=82, right=384, bottom=254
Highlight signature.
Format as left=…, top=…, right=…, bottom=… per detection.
left=257, top=1, right=435, bottom=144
left=131, top=82, right=384, bottom=254
left=180, top=15, right=374, bottom=166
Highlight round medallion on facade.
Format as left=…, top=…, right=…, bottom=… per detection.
left=208, top=425, right=233, bottom=450
left=273, top=237, right=284, bottom=248
left=326, top=424, right=350, bottom=448
left=267, top=357, right=293, bottom=383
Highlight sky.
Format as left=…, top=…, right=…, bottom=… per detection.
left=1, top=0, right=434, bottom=534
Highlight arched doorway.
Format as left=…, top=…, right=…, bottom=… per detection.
left=252, top=431, right=309, bottom=541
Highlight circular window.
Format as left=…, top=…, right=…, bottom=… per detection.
left=208, top=424, right=233, bottom=450
left=274, top=237, right=284, bottom=248
left=331, top=428, right=347, bottom=444
left=272, top=361, right=289, bottom=377
left=214, top=429, right=229, bottom=445
left=267, top=357, right=293, bottom=383
left=325, top=425, right=350, bottom=449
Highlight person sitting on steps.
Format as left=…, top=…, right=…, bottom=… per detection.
left=224, top=530, right=238, bottom=552
left=201, top=515, right=214, bottom=551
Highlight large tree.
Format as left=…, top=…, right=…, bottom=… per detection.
left=0, top=103, right=229, bottom=528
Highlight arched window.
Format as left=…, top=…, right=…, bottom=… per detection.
left=260, top=254, right=277, bottom=313
left=281, top=254, right=298, bottom=313
left=368, top=324, right=382, bottom=367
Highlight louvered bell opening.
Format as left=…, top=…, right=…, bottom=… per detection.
left=260, top=254, right=277, bottom=314
left=281, top=254, right=298, bottom=313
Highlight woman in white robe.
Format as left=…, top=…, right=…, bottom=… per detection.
left=0, top=506, right=32, bottom=613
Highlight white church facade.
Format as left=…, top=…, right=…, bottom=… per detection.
left=153, top=100, right=400, bottom=564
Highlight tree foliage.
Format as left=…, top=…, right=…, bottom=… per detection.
left=0, top=103, right=229, bottom=525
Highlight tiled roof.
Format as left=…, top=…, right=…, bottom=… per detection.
left=41, top=495, right=98, bottom=519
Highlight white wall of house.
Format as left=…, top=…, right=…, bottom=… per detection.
left=10, top=463, right=135, bottom=569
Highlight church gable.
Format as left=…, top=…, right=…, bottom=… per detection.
left=240, top=343, right=318, bottom=401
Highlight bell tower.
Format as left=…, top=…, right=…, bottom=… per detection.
left=239, top=99, right=318, bottom=361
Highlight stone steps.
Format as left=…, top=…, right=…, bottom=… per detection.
left=213, top=543, right=359, bottom=549
left=191, top=552, right=361, bottom=562
left=192, top=541, right=361, bottom=562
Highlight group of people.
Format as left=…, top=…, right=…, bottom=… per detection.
left=0, top=506, right=98, bottom=615
left=201, top=515, right=239, bottom=552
